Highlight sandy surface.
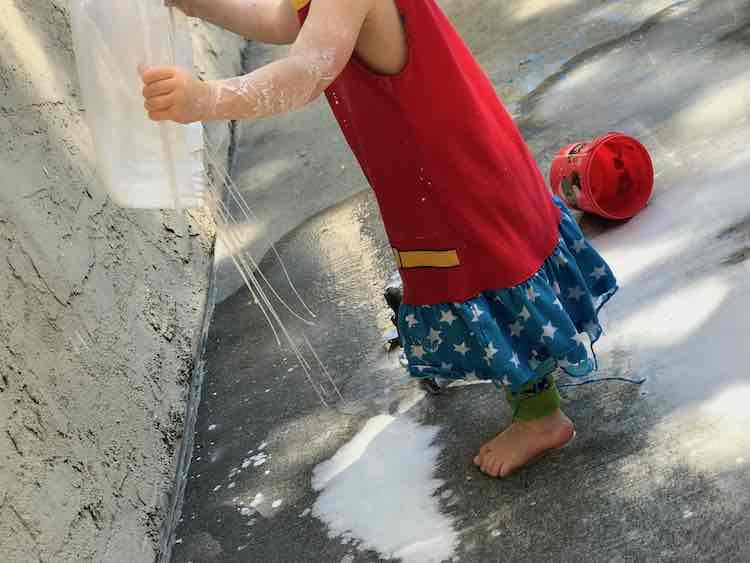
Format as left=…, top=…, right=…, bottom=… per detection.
left=0, top=3, right=243, bottom=562
left=175, top=1, right=750, bottom=562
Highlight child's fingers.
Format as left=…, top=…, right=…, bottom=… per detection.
left=141, top=66, right=176, bottom=85
left=148, top=110, right=172, bottom=122
left=144, top=95, right=174, bottom=112
left=142, top=79, right=176, bottom=99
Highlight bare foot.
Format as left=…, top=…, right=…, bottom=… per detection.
left=473, top=409, right=575, bottom=478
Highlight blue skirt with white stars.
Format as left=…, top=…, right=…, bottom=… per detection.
left=397, top=197, right=618, bottom=393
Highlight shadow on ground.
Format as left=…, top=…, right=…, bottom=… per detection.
left=173, top=1, right=750, bottom=562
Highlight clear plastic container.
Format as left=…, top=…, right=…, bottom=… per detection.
left=71, top=0, right=206, bottom=209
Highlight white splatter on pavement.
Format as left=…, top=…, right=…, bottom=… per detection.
left=312, top=415, right=457, bottom=563
left=250, top=493, right=264, bottom=508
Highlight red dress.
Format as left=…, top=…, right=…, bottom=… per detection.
left=295, top=0, right=560, bottom=306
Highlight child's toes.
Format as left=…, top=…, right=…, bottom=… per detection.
left=489, top=458, right=504, bottom=478
left=480, top=461, right=492, bottom=476
left=474, top=446, right=490, bottom=466
left=474, top=446, right=491, bottom=467
left=498, top=462, right=512, bottom=478
left=481, top=457, right=498, bottom=476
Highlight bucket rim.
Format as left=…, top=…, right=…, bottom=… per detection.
left=582, top=132, right=654, bottom=220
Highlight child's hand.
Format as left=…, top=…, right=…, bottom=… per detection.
left=140, top=66, right=214, bottom=124
left=164, top=0, right=197, bottom=17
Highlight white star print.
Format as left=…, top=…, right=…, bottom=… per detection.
left=526, top=286, right=539, bottom=302
left=553, top=297, right=564, bottom=309
left=441, top=362, right=453, bottom=371
left=572, top=238, right=586, bottom=253
left=591, top=266, right=607, bottom=280
left=484, top=342, right=498, bottom=365
left=440, top=309, right=457, bottom=326
left=405, top=314, right=418, bottom=328
left=471, top=304, right=484, bottom=322
left=510, top=353, right=520, bottom=369
left=542, top=321, right=558, bottom=340
left=571, top=332, right=587, bottom=346
left=411, top=345, right=426, bottom=359
left=509, top=320, right=524, bottom=338
left=428, top=328, right=443, bottom=346
left=501, top=376, right=511, bottom=386
left=568, top=286, right=585, bottom=301
left=453, top=342, right=470, bottom=356
left=519, top=306, right=531, bottom=321
left=552, top=281, right=562, bottom=295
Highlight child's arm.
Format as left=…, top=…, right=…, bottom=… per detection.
left=143, top=0, right=373, bottom=124
left=166, top=0, right=300, bottom=45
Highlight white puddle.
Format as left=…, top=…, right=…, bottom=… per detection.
left=312, top=415, right=457, bottom=563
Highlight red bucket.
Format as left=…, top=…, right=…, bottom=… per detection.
left=550, top=133, right=653, bottom=220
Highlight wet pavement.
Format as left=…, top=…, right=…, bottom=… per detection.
left=173, top=1, right=750, bottom=562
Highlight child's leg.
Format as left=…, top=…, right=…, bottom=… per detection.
left=473, top=377, right=575, bottom=478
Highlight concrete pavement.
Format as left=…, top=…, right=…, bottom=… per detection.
left=173, top=2, right=750, bottom=561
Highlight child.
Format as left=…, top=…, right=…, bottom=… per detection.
left=144, top=0, right=617, bottom=478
